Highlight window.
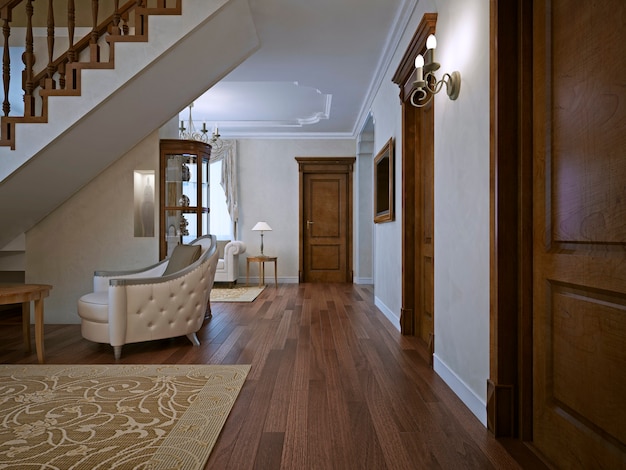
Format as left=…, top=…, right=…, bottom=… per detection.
left=209, top=160, right=233, bottom=240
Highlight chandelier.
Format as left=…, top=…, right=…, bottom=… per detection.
left=179, top=103, right=225, bottom=154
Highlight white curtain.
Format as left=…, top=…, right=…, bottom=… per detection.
left=209, top=140, right=238, bottom=239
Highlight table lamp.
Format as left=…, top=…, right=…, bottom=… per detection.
left=252, top=221, right=272, bottom=256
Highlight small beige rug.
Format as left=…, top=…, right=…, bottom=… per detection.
left=0, top=364, right=249, bottom=469
left=211, top=285, right=265, bottom=302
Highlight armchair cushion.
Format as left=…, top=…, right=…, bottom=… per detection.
left=162, top=244, right=201, bottom=276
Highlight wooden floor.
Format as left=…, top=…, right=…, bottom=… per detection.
left=0, top=283, right=545, bottom=469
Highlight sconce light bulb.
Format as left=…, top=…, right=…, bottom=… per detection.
left=426, top=34, right=437, bottom=50
left=415, top=54, right=425, bottom=68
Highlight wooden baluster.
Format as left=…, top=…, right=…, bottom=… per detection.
left=121, top=10, right=129, bottom=36
left=23, top=0, right=35, bottom=117
left=136, top=0, right=146, bottom=36
left=45, top=0, right=56, bottom=90
left=90, top=0, right=99, bottom=63
left=2, top=16, right=10, bottom=117
left=57, top=61, right=65, bottom=90
left=67, top=0, right=75, bottom=64
left=112, top=0, right=120, bottom=36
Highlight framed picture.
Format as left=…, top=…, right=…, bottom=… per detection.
left=374, top=137, right=395, bottom=223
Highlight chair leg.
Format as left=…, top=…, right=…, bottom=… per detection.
left=186, top=332, right=200, bottom=346
left=113, top=345, right=122, bottom=360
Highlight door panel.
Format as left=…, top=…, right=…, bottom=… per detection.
left=533, top=0, right=626, bottom=466
left=304, top=174, right=347, bottom=282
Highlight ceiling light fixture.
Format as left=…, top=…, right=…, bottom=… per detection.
left=410, top=34, right=461, bottom=108
left=179, top=102, right=224, bottom=154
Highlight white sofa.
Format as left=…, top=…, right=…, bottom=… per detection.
left=214, top=240, right=246, bottom=285
left=77, top=235, right=218, bottom=359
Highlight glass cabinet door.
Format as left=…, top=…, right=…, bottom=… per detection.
left=159, top=140, right=211, bottom=259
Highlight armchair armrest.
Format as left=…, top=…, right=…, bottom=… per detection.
left=225, top=240, right=247, bottom=257
left=93, top=260, right=168, bottom=292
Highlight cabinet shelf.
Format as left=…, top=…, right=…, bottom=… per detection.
left=163, top=206, right=210, bottom=213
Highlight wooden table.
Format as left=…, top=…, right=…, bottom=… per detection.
left=246, top=256, right=278, bottom=287
left=0, top=284, right=52, bottom=363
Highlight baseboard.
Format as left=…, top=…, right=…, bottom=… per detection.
left=374, top=296, right=401, bottom=332
left=236, top=276, right=299, bottom=284
left=433, top=354, right=487, bottom=427
left=354, top=277, right=373, bottom=284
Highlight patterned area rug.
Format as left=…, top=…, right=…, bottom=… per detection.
left=210, top=285, right=265, bottom=302
left=0, top=364, right=249, bottom=469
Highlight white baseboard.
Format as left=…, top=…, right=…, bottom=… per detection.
left=433, top=354, right=487, bottom=426
left=374, top=296, right=401, bottom=332
left=354, top=277, right=373, bottom=284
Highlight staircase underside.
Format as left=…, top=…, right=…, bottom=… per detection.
left=0, top=0, right=259, bottom=249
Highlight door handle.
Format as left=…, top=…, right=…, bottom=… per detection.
left=307, top=220, right=314, bottom=229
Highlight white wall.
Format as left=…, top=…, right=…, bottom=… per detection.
left=367, top=0, right=490, bottom=424
left=26, top=131, right=161, bottom=324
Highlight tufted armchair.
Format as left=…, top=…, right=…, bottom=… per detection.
left=77, top=235, right=218, bottom=359
left=214, top=240, right=246, bottom=285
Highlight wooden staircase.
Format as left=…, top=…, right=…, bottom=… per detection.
left=0, top=0, right=182, bottom=150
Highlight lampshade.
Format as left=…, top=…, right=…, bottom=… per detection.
left=252, top=221, right=272, bottom=232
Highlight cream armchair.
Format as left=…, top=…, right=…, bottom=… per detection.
left=77, top=235, right=218, bottom=359
left=214, top=240, right=246, bottom=285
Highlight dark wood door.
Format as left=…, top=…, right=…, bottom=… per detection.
left=532, top=1, right=626, bottom=466
left=417, top=102, right=434, bottom=346
left=296, top=157, right=354, bottom=283
left=390, top=13, right=437, bottom=346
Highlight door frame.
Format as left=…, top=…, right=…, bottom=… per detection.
left=295, top=157, right=355, bottom=283
left=487, top=0, right=533, bottom=440
left=391, top=13, right=437, bottom=340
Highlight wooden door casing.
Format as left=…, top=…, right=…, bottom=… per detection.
left=531, top=1, right=626, bottom=467
left=391, top=14, right=437, bottom=348
left=296, top=157, right=355, bottom=283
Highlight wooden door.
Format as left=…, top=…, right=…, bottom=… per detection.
left=532, top=1, right=626, bottom=467
left=417, top=102, right=435, bottom=346
left=296, top=157, right=355, bottom=283
left=391, top=13, right=437, bottom=347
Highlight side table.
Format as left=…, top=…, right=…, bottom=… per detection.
left=246, top=256, right=278, bottom=287
left=0, top=284, right=52, bottom=363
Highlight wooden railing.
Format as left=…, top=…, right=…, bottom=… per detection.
left=0, top=0, right=181, bottom=149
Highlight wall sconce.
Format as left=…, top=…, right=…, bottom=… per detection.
left=410, top=34, right=461, bottom=107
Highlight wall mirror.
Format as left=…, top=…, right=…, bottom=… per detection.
left=374, top=137, right=394, bottom=223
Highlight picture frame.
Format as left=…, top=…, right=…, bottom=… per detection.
left=374, top=137, right=395, bottom=223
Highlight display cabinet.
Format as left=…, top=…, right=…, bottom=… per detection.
left=159, top=139, right=211, bottom=259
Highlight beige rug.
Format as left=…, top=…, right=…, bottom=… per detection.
left=210, top=285, right=265, bottom=302
left=0, top=364, right=249, bottom=469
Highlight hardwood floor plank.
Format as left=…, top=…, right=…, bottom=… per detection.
left=254, top=432, right=285, bottom=470
left=281, top=389, right=309, bottom=469
left=263, top=339, right=296, bottom=433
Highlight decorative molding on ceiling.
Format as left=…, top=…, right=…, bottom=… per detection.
left=183, top=81, right=331, bottom=130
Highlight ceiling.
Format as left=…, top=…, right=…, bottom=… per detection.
left=179, top=0, right=408, bottom=139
